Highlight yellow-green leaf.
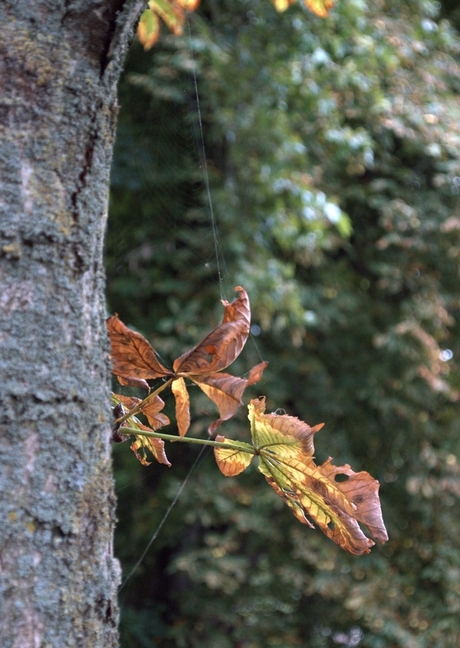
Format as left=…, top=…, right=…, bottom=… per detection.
left=148, top=0, right=184, bottom=35
left=248, top=397, right=388, bottom=555
left=137, top=8, right=161, bottom=51
left=214, top=435, right=254, bottom=476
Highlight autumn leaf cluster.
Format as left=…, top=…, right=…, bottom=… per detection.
left=108, top=287, right=388, bottom=555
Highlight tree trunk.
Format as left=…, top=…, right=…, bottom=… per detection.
left=0, top=2, right=144, bottom=645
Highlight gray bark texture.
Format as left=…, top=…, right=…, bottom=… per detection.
left=0, top=1, right=145, bottom=646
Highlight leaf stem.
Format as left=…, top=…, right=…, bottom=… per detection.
left=120, top=426, right=256, bottom=454
left=114, top=378, right=174, bottom=425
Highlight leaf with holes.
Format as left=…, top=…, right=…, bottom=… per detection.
left=129, top=428, right=172, bottom=467
left=250, top=397, right=388, bottom=554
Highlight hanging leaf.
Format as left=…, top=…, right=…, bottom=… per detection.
left=173, top=287, right=251, bottom=376
left=149, top=0, right=184, bottom=35
left=130, top=425, right=172, bottom=467
left=250, top=397, right=388, bottom=555
left=215, top=398, right=388, bottom=555
left=168, top=286, right=263, bottom=435
left=107, top=314, right=173, bottom=388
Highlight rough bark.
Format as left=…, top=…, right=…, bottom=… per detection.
left=0, top=1, right=145, bottom=646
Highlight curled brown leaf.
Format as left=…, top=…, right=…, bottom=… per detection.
left=192, top=361, right=269, bottom=435
left=173, top=287, right=251, bottom=376
left=107, top=314, right=173, bottom=386
left=129, top=422, right=172, bottom=467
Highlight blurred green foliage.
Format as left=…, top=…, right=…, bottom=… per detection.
left=107, top=0, right=460, bottom=645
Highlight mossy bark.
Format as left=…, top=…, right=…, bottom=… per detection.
left=0, top=2, right=145, bottom=646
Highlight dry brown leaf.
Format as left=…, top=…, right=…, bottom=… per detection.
left=112, top=393, right=170, bottom=466
left=192, top=361, right=268, bottom=434
left=115, top=393, right=170, bottom=431
left=109, top=289, right=267, bottom=438
left=171, top=377, right=191, bottom=437
left=173, top=287, right=251, bottom=376
left=107, top=314, right=173, bottom=387
left=142, top=396, right=170, bottom=431
left=130, top=422, right=172, bottom=467
left=116, top=375, right=151, bottom=392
